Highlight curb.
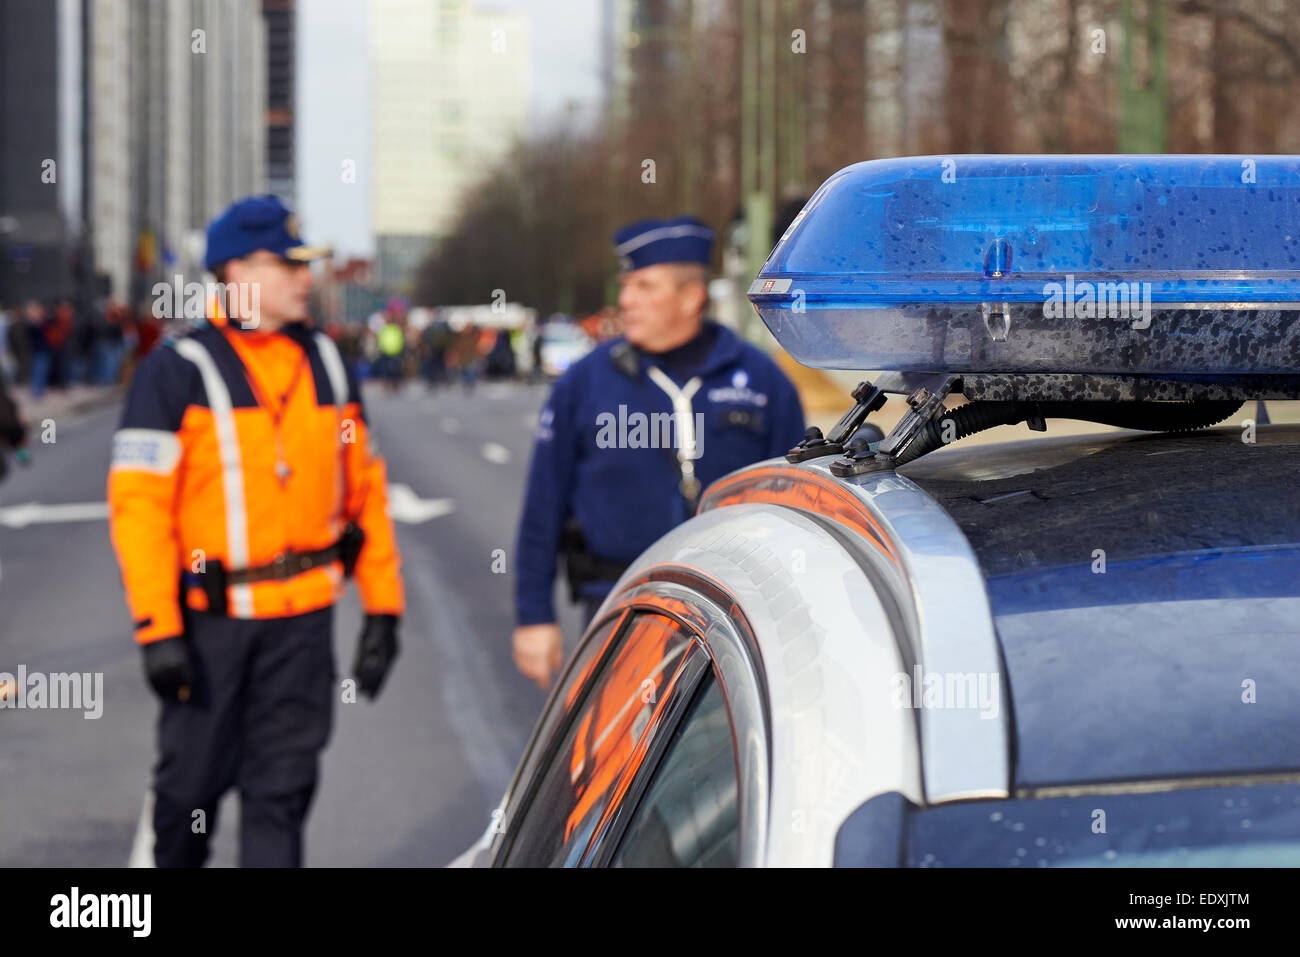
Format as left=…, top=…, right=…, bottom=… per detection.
left=17, top=385, right=124, bottom=424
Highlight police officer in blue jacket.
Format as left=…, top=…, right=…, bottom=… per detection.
left=511, top=215, right=805, bottom=688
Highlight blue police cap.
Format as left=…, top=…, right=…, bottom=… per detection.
left=204, top=195, right=330, bottom=271
left=613, top=215, right=714, bottom=272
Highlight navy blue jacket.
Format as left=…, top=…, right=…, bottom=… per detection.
left=515, top=321, right=806, bottom=625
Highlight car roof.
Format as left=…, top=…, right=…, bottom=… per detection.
left=899, top=424, right=1300, bottom=788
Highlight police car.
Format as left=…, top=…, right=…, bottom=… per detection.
left=457, top=155, right=1300, bottom=867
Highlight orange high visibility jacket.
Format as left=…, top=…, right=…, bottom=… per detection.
left=107, top=320, right=404, bottom=644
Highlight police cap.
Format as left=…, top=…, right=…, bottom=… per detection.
left=613, top=215, right=714, bottom=273
left=205, top=195, right=331, bottom=272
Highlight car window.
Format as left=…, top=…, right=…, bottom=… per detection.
left=610, top=673, right=740, bottom=867
left=504, top=612, right=693, bottom=866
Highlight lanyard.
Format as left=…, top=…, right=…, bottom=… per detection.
left=645, top=365, right=704, bottom=504
left=240, top=346, right=309, bottom=486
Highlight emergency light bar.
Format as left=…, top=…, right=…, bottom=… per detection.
left=749, top=155, right=1300, bottom=379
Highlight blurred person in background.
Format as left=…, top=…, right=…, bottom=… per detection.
left=25, top=302, right=53, bottom=398
left=0, top=360, right=27, bottom=470
left=452, top=322, right=487, bottom=395
left=0, top=303, right=12, bottom=383
left=377, top=314, right=405, bottom=392
left=98, top=299, right=129, bottom=385
left=49, top=299, right=74, bottom=389
left=418, top=318, right=451, bottom=389
left=0, top=350, right=29, bottom=584
left=485, top=327, right=516, bottom=380
left=529, top=323, right=544, bottom=384
left=107, top=195, right=405, bottom=867
left=5, top=302, right=31, bottom=385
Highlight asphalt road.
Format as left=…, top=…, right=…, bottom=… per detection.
left=0, top=378, right=586, bottom=867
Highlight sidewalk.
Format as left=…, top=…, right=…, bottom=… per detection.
left=8, top=383, right=123, bottom=425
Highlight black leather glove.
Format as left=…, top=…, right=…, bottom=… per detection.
left=142, top=635, right=196, bottom=703
left=353, top=614, right=399, bottom=700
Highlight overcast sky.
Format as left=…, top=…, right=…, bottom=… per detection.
left=298, top=0, right=602, bottom=259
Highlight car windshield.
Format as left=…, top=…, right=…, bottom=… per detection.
left=905, top=783, right=1300, bottom=867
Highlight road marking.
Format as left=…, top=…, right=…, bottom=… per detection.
left=0, top=501, right=109, bottom=528
left=0, top=486, right=451, bottom=529
left=127, top=790, right=155, bottom=868
left=441, top=418, right=461, bottom=434
left=402, top=541, right=521, bottom=816
left=480, top=442, right=511, bottom=465
left=387, top=483, right=456, bottom=524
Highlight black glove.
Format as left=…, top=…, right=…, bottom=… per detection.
left=353, top=614, right=399, bottom=700
left=142, top=635, right=196, bottom=703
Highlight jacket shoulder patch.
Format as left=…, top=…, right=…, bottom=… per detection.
left=110, top=428, right=182, bottom=474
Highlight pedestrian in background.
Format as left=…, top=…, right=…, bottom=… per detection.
left=5, top=302, right=30, bottom=385
left=25, top=302, right=52, bottom=398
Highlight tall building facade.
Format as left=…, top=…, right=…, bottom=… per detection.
left=1, top=0, right=269, bottom=308
left=0, top=0, right=69, bottom=304
left=263, top=0, right=295, bottom=203
left=369, top=0, right=530, bottom=290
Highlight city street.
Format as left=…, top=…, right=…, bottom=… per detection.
left=0, top=380, right=583, bottom=867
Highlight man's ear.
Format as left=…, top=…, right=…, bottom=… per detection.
left=682, top=278, right=707, bottom=315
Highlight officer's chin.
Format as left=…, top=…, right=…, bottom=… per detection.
left=622, top=318, right=648, bottom=347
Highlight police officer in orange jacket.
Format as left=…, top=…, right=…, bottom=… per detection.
left=107, top=196, right=404, bottom=867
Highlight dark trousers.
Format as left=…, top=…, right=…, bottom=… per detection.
left=152, top=605, right=336, bottom=867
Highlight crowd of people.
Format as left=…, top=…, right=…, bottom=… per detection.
left=0, top=292, right=618, bottom=407
left=0, top=298, right=165, bottom=398
left=327, top=302, right=598, bottom=395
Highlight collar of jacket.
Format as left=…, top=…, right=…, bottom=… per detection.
left=216, top=318, right=314, bottom=343
left=612, top=319, right=746, bottom=382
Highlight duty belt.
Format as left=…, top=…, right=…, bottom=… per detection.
left=560, top=517, right=630, bottom=603
left=225, top=542, right=342, bottom=586
left=188, top=523, right=366, bottom=616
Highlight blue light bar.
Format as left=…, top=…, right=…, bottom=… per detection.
left=749, top=155, right=1300, bottom=375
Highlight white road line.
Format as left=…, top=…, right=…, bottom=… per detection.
left=387, top=483, right=456, bottom=524
left=127, top=790, right=155, bottom=867
left=402, top=541, right=520, bottom=807
left=0, top=501, right=109, bottom=528
left=480, top=442, right=511, bottom=465
left=0, top=486, right=450, bottom=529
